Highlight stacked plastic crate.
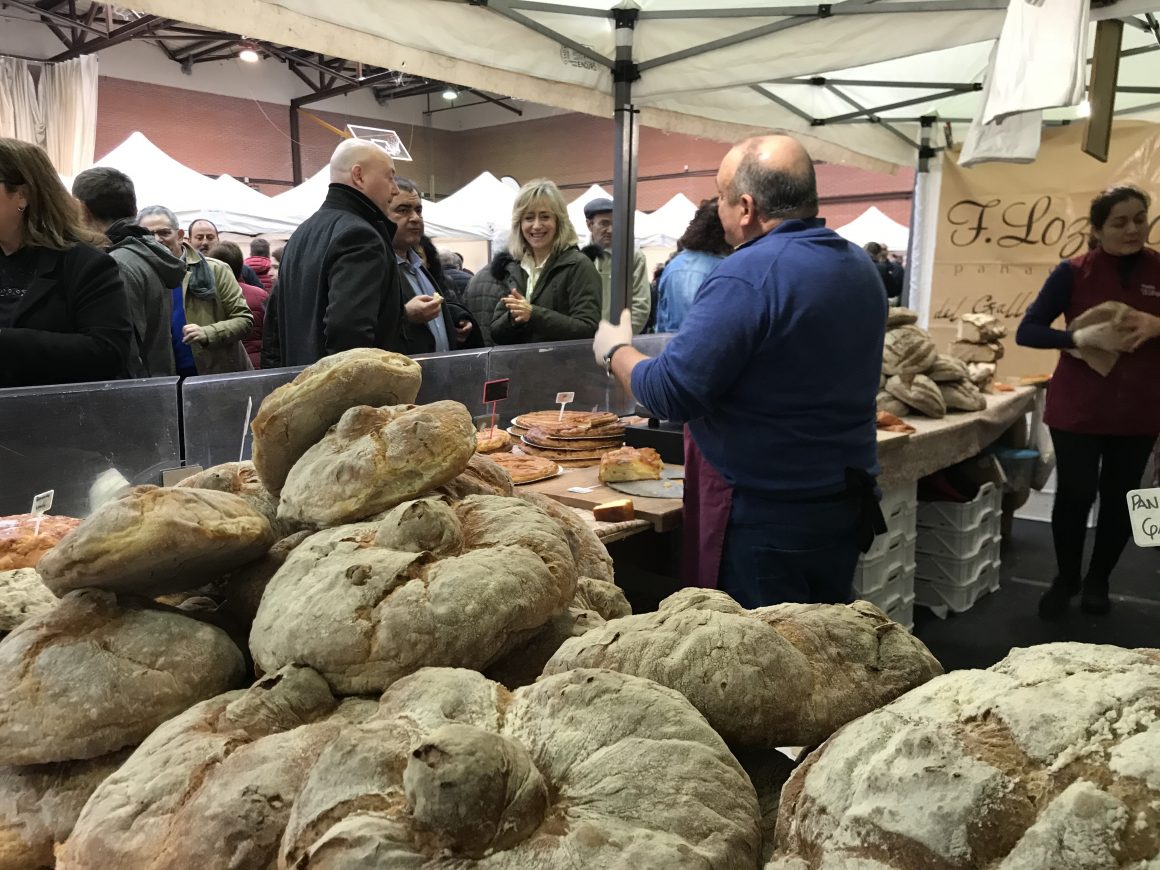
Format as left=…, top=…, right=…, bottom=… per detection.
left=854, top=482, right=918, bottom=629
left=914, top=482, right=1003, bottom=614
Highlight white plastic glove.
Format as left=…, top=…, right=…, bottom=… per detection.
left=592, top=308, right=633, bottom=367
left=1072, top=321, right=1133, bottom=353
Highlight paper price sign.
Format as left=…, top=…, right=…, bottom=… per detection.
left=555, top=392, right=575, bottom=404
left=30, top=490, right=54, bottom=516
left=1127, top=488, right=1160, bottom=548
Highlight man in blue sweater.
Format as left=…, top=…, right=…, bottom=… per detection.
left=594, top=135, right=887, bottom=607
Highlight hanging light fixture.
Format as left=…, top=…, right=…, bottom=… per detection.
left=442, top=86, right=459, bottom=101
left=238, top=42, right=260, bottom=63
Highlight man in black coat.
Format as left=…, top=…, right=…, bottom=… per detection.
left=262, top=139, right=427, bottom=368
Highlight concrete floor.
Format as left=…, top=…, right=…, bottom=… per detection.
left=913, top=518, right=1160, bottom=672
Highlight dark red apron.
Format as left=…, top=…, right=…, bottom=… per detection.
left=681, top=426, right=733, bottom=588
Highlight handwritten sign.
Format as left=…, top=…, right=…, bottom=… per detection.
left=1127, top=488, right=1160, bottom=548
left=30, top=489, right=53, bottom=535
left=555, top=391, right=575, bottom=421
left=930, top=121, right=1160, bottom=379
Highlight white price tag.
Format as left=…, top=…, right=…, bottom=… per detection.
left=30, top=490, right=53, bottom=535
left=556, top=391, right=575, bottom=421
left=239, top=396, right=254, bottom=463
left=1127, top=488, right=1160, bottom=548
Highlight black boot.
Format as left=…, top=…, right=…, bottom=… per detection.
left=1038, top=575, right=1080, bottom=619
left=1080, top=576, right=1111, bottom=615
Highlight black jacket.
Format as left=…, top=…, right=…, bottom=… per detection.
left=398, top=258, right=484, bottom=354
left=486, top=247, right=602, bottom=345
left=0, top=242, right=131, bottom=388
left=262, top=184, right=415, bottom=368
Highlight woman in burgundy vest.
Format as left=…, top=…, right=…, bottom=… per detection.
left=1016, top=186, right=1160, bottom=618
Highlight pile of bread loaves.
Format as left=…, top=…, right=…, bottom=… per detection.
left=879, top=309, right=1004, bottom=419
left=2, top=348, right=1152, bottom=868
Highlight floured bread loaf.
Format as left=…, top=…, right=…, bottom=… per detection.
left=0, top=514, right=80, bottom=572
left=886, top=307, right=918, bottom=328
left=436, top=452, right=514, bottom=499
left=736, top=747, right=798, bottom=865
left=950, top=339, right=1004, bottom=363
left=0, top=749, right=129, bottom=870
left=37, top=486, right=275, bottom=597
left=882, top=325, right=938, bottom=376
left=0, top=568, right=56, bottom=636
left=278, top=401, right=475, bottom=527
left=251, top=495, right=577, bottom=694
left=278, top=667, right=761, bottom=868
left=598, top=445, right=663, bottom=483
left=885, top=373, right=946, bottom=419
left=940, top=379, right=987, bottom=412
left=517, top=492, right=615, bottom=582
left=926, top=354, right=970, bottom=383
left=250, top=348, right=421, bottom=494
left=957, top=311, right=1008, bottom=343
left=770, top=643, right=1160, bottom=870
left=967, top=361, right=997, bottom=388
left=877, top=391, right=910, bottom=418
left=58, top=665, right=340, bottom=870
left=0, top=589, right=245, bottom=765
left=545, top=588, right=942, bottom=748
left=176, top=460, right=299, bottom=539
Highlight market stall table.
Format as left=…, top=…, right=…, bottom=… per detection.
left=522, top=463, right=684, bottom=533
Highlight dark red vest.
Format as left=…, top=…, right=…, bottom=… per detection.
left=1044, top=247, right=1160, bottom=435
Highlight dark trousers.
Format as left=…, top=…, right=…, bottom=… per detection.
left=1050, top=428, right=1156, bottom=587
left=718, top=490, right=862, bottom=608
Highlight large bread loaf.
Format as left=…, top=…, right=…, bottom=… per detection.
left=769, top=643, right=1160, bottom=870
left=882, top=325, right=938, bottom=376
left=250, top=348, right=421, bottom=494
left=0, top=568, right=56, bottom=637
left=177, top=459, right=301, bottom=539
left=544, top=588, right=942, bottom=748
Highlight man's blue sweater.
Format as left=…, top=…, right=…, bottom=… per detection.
left=632, top=219, right=886, bottom=498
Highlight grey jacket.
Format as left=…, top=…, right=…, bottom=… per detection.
left=105, top=221, right=186, bottom=377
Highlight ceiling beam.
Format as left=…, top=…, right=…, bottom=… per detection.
left=51, top=14, right=166, bottom=61
left=3, top=0, right=105, bottom=37
left=464, top=88, right=523, bottom=115
left=291, top=70, right=400, bottom=107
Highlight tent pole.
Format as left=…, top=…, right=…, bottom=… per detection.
left=610, top=7, right=640, bottom=326
left=290, top=105, right=303, bottom=185
left=901, top=115, right=934, bottom=309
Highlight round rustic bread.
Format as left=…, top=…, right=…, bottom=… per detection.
left=250, top=348, right=421, bottom=494
left=36, top=486, right=275, bottom=598
left=176, top=460, right=300, bottom=539
left=474, top=428, right=511, bottom=454
left=0, top=514, right=81, bottom=572
left=544, top=588, right=943, bottom=748
left=0, top=749, right=130, bottom=870
left=885, top=373, right=946, bottom=419
left=769, top=643, right=1160, bottom=870
left=940, top=379, right=987, bottom=412
left=0, top=568, right=56, bottom=636
left=250, top=495, right=577, bottom=695
left=0, top=589, right=245, bottom=765
left=886, top=307, right=919, bottom=328
left=278, top=401, right=476, bottom=527
left=58, top=665, right=340, bottom=870
left=435, top=452, right=514, bottom=499
left=876, top=391, right=910, bottom=418
left=511, top=410, right=619, bottom=433
left=517, top=492, right=615, bottom=583
left=279, top=667, right=761, bottom=868
left=882, top=325, right=938, bottom=376
left=926, top=353, right=971, bottom=383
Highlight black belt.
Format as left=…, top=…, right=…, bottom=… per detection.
left=848, top=467, right=888, bottom=554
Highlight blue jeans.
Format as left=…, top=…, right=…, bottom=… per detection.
left=718, top=490, right=863, bottom=608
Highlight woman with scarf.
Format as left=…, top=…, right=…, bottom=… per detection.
left=0, top=139, right=131, bottom=388
left=136, top=205, right=252, bottom=375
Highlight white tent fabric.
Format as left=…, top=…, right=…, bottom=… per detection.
left=95, top=132, right=220, bottom=216
left=269, top=165, right=332, bottom=225
left=424, top=171, right=518, bottom=241
left=566, top=184, right=613, bottom=244
left=128, top=0, right=1160, bottom=170
left=637, top=193, right=697, bottom=247
left=205, top=174, right=301, bottom=235
left=833, top=206, right=910, bottom=253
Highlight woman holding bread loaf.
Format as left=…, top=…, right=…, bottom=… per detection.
left=1017, top=185, right=1160, bottom=618
left=488, top=179, right=602, bottom=345
left=0, top=139, right=131, bottom=387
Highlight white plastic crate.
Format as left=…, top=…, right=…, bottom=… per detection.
left=879, top=481, right=918, bottom=526
left=864, top=509, right=916, bottom=561
left=915, top=539, right=1000, bottom=586
left=862, top=563, right=916, bottom=614
left=886, top=591, right=916, bottom=630
left=915, top=560, right=1001, bottom=613
left=915, top=519, right=998, bottom=561
left=855, top=531, right=917, bottom=597
left=917, top=482, right=999, bottom=532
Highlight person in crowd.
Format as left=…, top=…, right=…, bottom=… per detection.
left=655, top=197, right=732, bottom=332
left=594, top=134, right=887, bottom=607
left=864, top=241, right=902, bottom=299
left=438, top=249, right=473, bottom=299
left=262, top=140, right=437, bottom=368
left=188, top=217, right=265, bottom=288
left=645, top=258, right=668, bottom=334
left=417, top=234, right=454, bottom=298
left=581, top=197, right=651, bottom=334
left=386, top=178, right=481, bottom=353
left=72, top=166, right=185, bottom=377
left=270, top=244, right=284, bottom=284
left=0, top=139, right=131, bottom=387
left=1016, top=185, right=1160, bottom=618
left=485, top=179, right=601, bottom=345
left=245, top=237, right=276, bottom=291
left=137, top=205, right=252, bottom=375
left=209, top=240, right=267, bottom=369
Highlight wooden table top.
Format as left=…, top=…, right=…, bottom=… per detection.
left=520, top=463, right=684, bottom=533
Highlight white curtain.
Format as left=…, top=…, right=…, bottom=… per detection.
left=909, top=156, right=943, bottom=330
left=0, top=54, right=97, bottom=176
left=0, top=57, right=45, bottom=146
left=42, top=56, right=99, bottom=176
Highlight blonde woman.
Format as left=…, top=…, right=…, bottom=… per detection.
left=483, top=179, right=601, bottom=344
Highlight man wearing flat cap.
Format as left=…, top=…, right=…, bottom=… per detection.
left=581, top=197, right=652, bottom=334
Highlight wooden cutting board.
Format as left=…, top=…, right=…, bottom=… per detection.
left=522, top=463, right=684, bottom=533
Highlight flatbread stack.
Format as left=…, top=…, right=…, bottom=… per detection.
left=510, top=411, right=626, bottom=468
left=487, top=453, right=561, bottom=485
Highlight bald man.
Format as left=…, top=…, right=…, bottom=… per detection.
left=262, top=139, right=430, bottom=367
left=593, top=135, right=887, bottom=607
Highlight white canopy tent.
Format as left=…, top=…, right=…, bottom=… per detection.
left=834, top=206, right=910, bottom=253
left=637, top=193, right=698, bottom=247
left=421, top=171, right=517, bottom=241
left=93, top=132, right=219, bottom=217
